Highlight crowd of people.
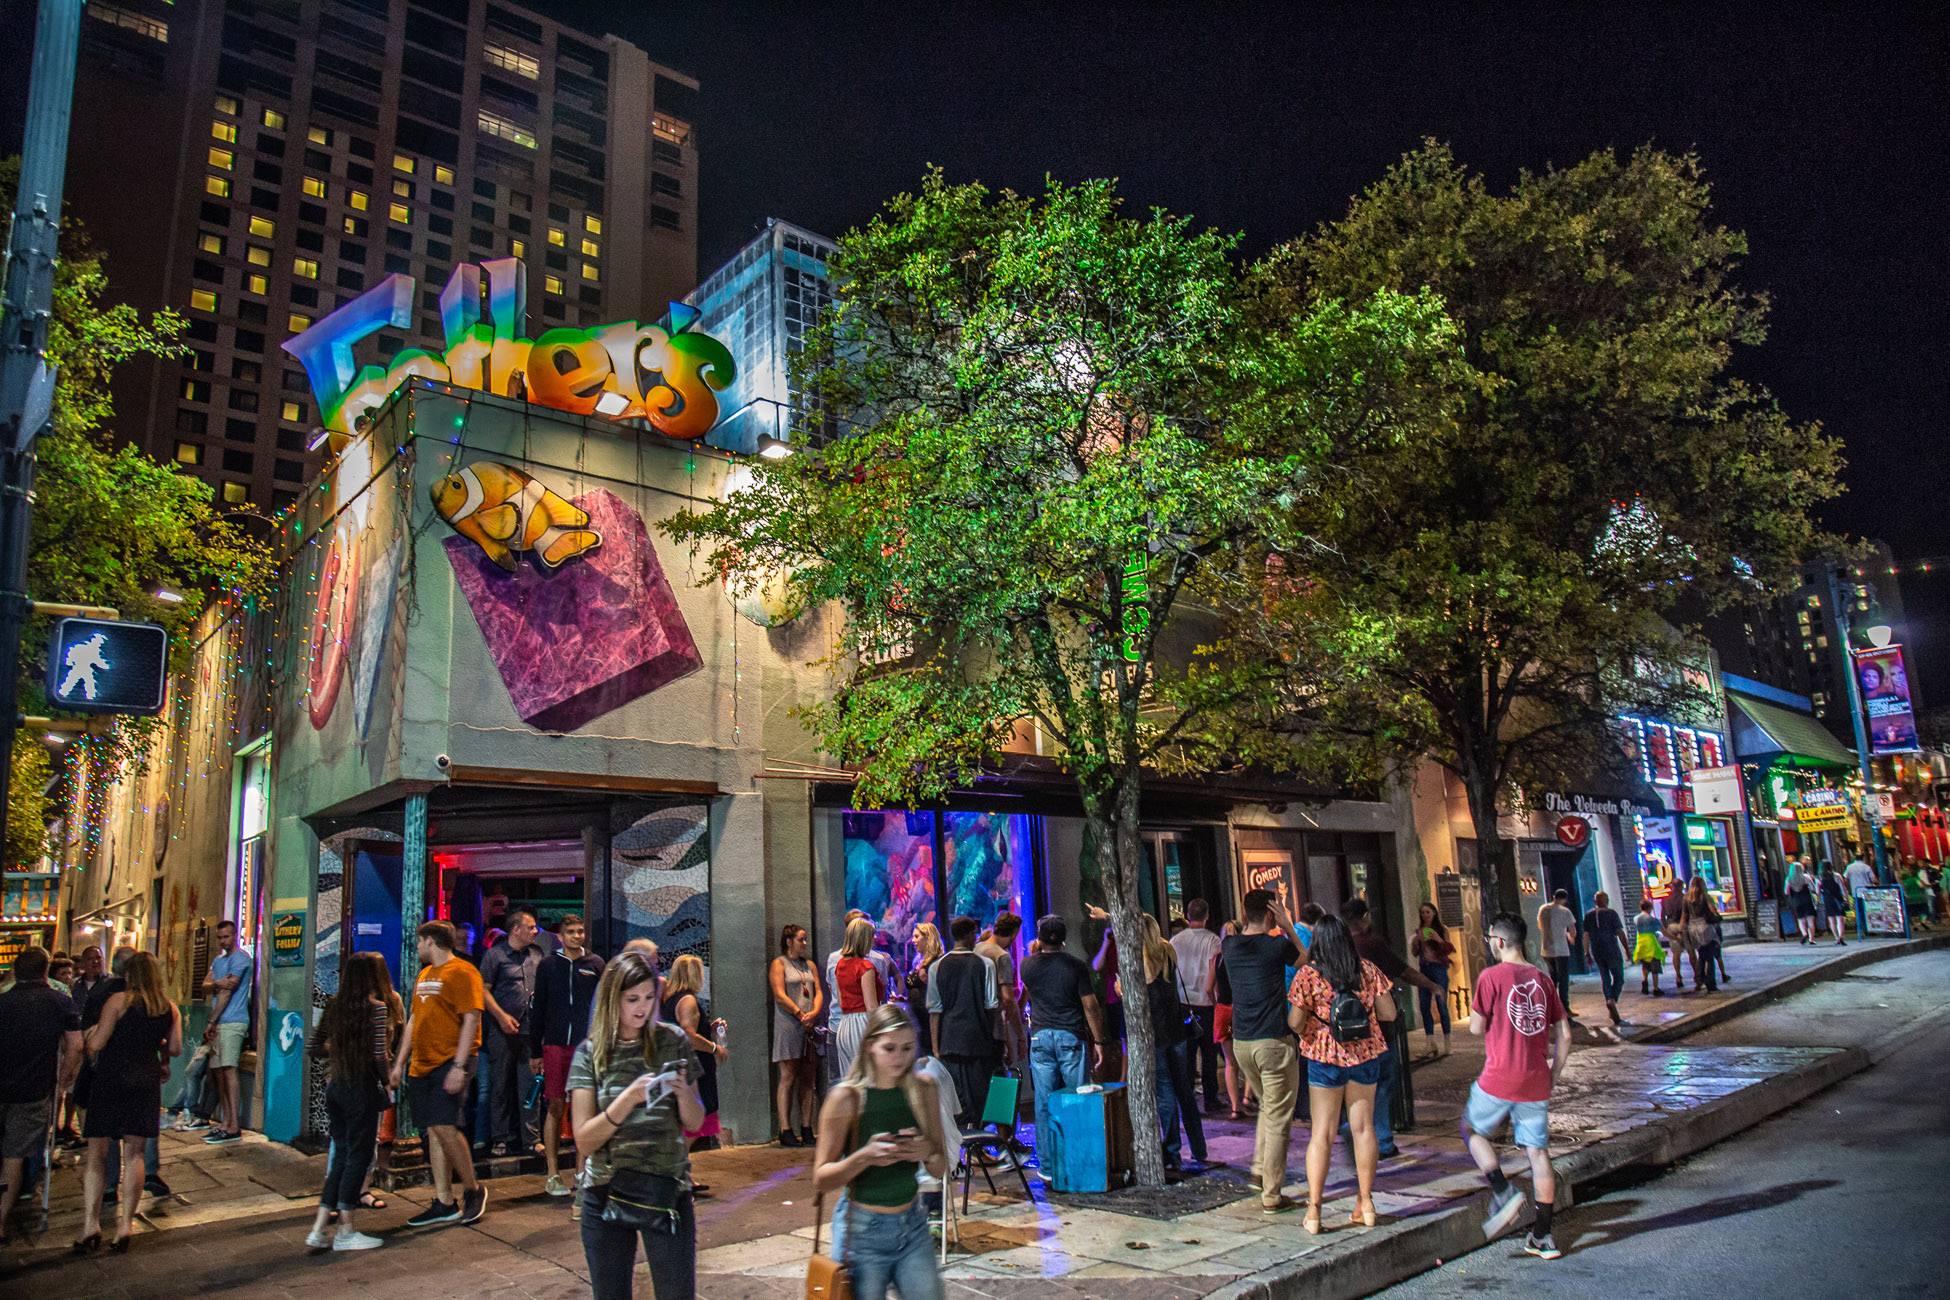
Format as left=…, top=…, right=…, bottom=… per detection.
left=19, top=855, right=1943, bottom=1291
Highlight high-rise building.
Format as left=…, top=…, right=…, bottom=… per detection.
left=686, top=218, right=840, bottom=456
left=1709, top=541, right=1918, bottom=741
left=65, top=0, right=699, bottom=511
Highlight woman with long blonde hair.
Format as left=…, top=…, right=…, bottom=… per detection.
left=663, top=954, right=726, bottom=1154
left=569, top=950, right=705, bottom=1300
left=1142, top=915, right=1207, bottom=1173
left=78, top=951, right=182, bottom=1254
left=813, top=1003, right=948, bottom=1299
left=832, top=917, right=881, bottom=1079
left=906, top=922, right=943, bottom=1057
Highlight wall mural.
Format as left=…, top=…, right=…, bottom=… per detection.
left=945, top=811, right=1032, bottom=933
left=613, top=804, right=712, bottom=987
left=443, top=484, right=702, bottom=732
left=431, top=462, right=602, bottom=573
left=283, top=258, right=736, bottom=447
left=843, top=811, right=937, bottom=953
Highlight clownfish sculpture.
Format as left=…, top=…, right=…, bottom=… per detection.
left=429, top=462, right=601, bottom=573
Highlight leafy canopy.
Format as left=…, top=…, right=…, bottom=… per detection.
left=1254, top=142, right=1844, bottom=889
left=668, top=172, right=1459, bottom=811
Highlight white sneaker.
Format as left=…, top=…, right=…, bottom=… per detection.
left=544, top=1174, right=570, bottom=1197
left=305, top=1226, right=334, bottom=1249
left=332, top=1229, right=383, bottom=1251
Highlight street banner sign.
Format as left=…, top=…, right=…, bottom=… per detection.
left=45, top=617, right=168, bottom=715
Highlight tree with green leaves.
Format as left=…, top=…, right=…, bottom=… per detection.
left=1251, top=142, right=1845, bottom=913
left=667, top=172, right=1460, bottom=1185
left=3, top=160, right=273, bottom=866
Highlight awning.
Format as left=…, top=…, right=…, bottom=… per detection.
left=1728, top=693, right=1857, bottom=769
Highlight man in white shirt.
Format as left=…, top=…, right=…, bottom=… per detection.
left=1169, top=898, right=1223, bottom=1112
left=1535, top=891, right=1578, bottom=1017
left=1843, top=854, right=1877, bottom=897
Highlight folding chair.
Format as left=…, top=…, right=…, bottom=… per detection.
left=958, top=1074, right=1032, bottom=1215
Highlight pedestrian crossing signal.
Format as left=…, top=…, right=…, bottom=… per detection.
left=44, top=618, right=169, bottom=715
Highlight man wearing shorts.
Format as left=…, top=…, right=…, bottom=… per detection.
left=1465, top=912, right=1572, bottom=1261
left=529, top=914, right=604, bottom=1199
left=0, top=947, right=82, bottom=1243
left=200, top=920, right=254, bottom=1144
left=392, top=921, right=487, bottom=1227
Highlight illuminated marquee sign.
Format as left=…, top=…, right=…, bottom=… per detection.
left=283, top=258, right=736, bottom=448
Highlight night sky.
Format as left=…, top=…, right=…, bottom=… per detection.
left=5, top=2, right=1946, bottom=691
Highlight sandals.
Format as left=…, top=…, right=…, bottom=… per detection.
left=1350, top=1197, right=1378, bottom=1228
left=359, top=1192, right=388, bottom=1210
left=1303, top=1204, right=1323, bottom=1235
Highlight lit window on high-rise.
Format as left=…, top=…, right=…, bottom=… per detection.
left=293, top=258, right=319, bottom=279
left=212, top=122, right=237, bottom=143
left=249, top=216, right=276, bottom=238
left=478, top=111, right=538, bottom=150
left=88, top=3, right=168, bottom=43
left=303, top=177, right=326, bottom=198
left=544, top=274, right=564, bottom=295
left=389, top=203, right=410, bottom=224
left=580, top=238, right=599, bottom=258
left=263, top=108, right=287, bottom=130
left=248, top=245, right=272, bottom=267
left=209, top=148, right=234, bottom=171
left=205, top=176, right=230, bottom=198
left=247, top=274, right=268, bottom=295
left=483, top=42, right=541, bottom=80
left=199, top=233, right=226, bottom=256
left=349, top=190, right=369, bottom=211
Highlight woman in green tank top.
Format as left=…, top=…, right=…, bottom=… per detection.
left=813, top=1003, right=948, bottom=1299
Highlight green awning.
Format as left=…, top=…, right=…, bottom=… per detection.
left=1728, top=693, right=1858, bottom=769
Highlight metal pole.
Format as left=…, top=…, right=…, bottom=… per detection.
left=0, top=0, right=86, bottom=834
left=1829, top=567, right=1891, bottom=883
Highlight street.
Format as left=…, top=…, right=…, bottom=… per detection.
left=1376, top=950, right=1950, bottom=1297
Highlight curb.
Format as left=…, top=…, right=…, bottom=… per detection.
left=1209, top=936, right=1947, bottom=1300
left=1627, top=931, right=1950, bottom=1045
left=1207, top=1045, right=1871, bottom=1300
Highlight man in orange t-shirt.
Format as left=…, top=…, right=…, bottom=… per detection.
left=390, top=920, right=487, bottom=1226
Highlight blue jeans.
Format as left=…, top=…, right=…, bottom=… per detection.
left=845, top=1199, right=942, bottom=1300
left=1154, top=1040, right=1207, bottom=1163
left=1594, top=954, right=1625, bottom=1005
left=1417, top=960, right=1452, bottom=1035
left=1028, top=1028, right=1089, bottom=1169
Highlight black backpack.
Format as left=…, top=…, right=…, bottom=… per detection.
left=1327, top=982, right=1371, bottom=1044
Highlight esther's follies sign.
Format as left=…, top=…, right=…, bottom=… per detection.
left=282, top=258, right=736, bottom=449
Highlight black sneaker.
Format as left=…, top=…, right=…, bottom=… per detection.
left=1524, top=1231, right=1562, bottom=1259
left=144, top=1177, right=171, bottom=1197
left=406, top=1199, right=462, bottom=1227
left=460, top=1186, right=488, bottom=1224
left=798, top=1126, right=815, bottom=1146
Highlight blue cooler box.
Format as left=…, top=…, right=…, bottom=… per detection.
left=1046, top=1083, right=1134, bottom=1192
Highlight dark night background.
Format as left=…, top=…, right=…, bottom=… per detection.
left=4, top=2, right=1946, bottom=692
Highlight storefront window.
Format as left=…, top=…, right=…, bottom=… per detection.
left=1635, top=813, right=1681, bottom=902
left=843, top=811, right=937, bottom=949
left=943, top=811, right=1031, bottom=933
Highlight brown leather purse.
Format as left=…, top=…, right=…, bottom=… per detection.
left=806, top=1091, right=859, bottom=1300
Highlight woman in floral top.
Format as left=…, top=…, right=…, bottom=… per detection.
left=1286, top=914, right=1396, bottom=1235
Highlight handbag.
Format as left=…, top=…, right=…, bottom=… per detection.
left=806, top=1093, right=860, bottom=1300
left=600, top=1167, right=684, bottom=1235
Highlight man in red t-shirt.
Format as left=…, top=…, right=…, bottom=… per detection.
left=1465, top=911, right=1572, bottom=1260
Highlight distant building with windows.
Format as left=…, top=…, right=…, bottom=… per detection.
left=1708, top=542, right=1917, bottom=746
left=65, top=0, right=698, bottom=511
left=685, top=219, right=840, bottom=456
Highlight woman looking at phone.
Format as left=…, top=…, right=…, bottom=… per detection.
left=570, top=950, right=705, bottom=1300
left=813, top=1002, right=949, bottom=1300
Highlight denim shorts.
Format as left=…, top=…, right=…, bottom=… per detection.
left=1305, top=1056, right=1382, bottom=1089
left=1464, top=1080, right=1550, bottom=1149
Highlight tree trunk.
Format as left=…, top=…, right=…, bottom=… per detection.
left=1460, top=761, right=1511, bottom=966
left=1087, top=777, right=1164, bottom=1189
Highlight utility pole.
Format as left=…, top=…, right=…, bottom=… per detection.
left=1828, top=566, right=1892, bottom=883
left=0, top=0, right=85, bottom=830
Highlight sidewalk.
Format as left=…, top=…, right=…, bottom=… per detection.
left=2, top=932, right=1939, bottom=1298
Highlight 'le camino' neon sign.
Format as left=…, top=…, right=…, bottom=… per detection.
left=283, top=258, right=736, bottom=450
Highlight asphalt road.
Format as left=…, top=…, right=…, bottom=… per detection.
left=1375, top=949, right=1950, bottom=1299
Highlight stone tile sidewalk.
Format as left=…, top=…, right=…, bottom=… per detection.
left=1, top=932, right=1932, bottom=1298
